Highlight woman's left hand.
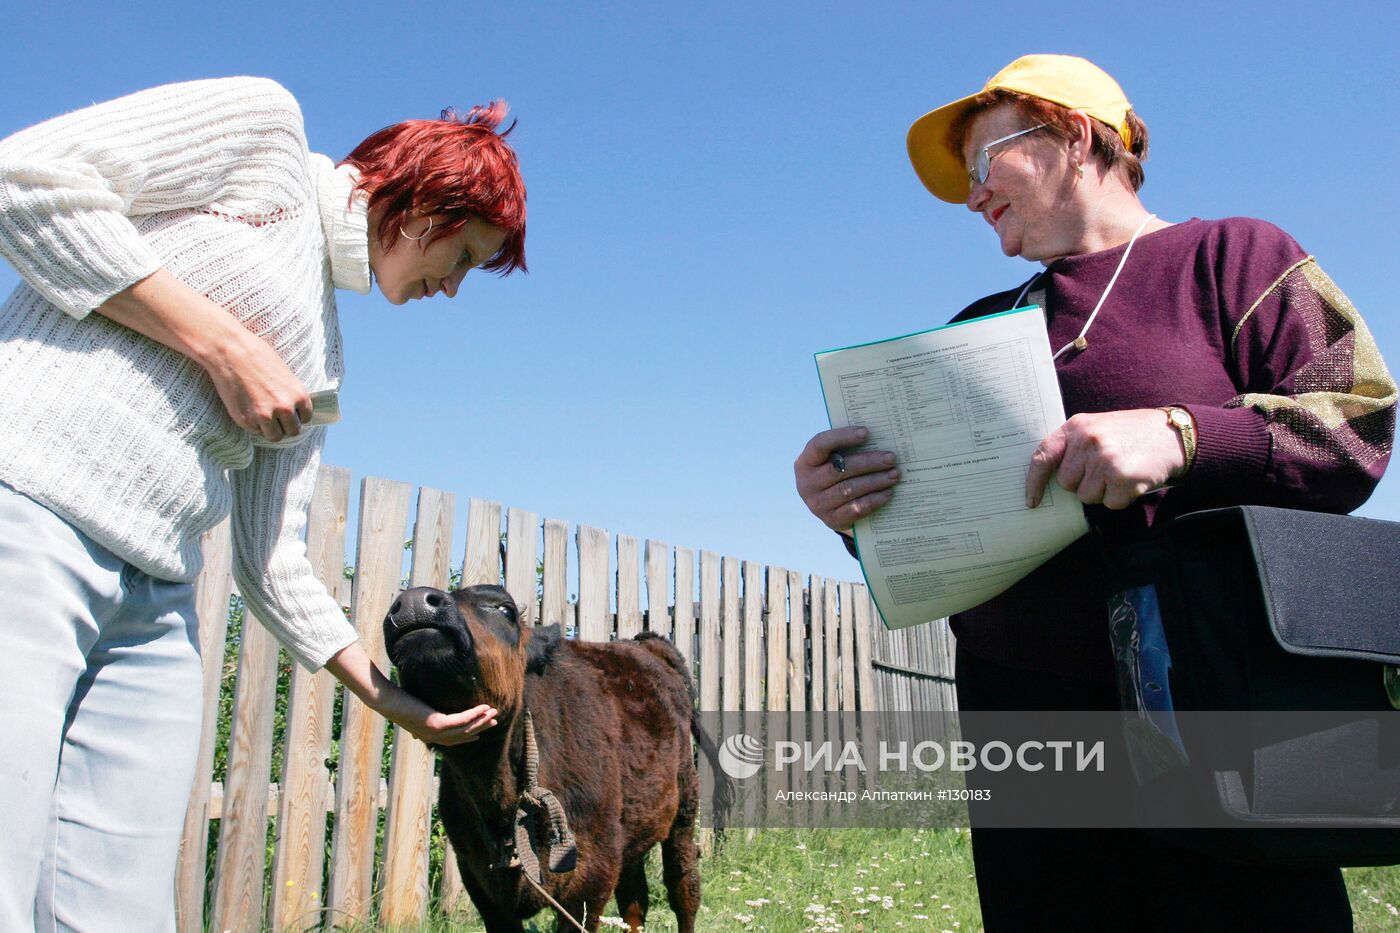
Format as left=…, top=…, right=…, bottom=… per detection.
left=1025, top=409, right=1187, bottom=510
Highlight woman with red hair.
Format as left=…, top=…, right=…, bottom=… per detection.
left=0, top=77, right=525, bottom=930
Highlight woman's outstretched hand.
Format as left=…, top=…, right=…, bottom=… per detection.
left=1026, top=409, right=1188, bottom=510
left=324, top=641, right=498, bottom=747
left=394, top=702, right=500, bottom=747
left=794, top=426, right=900, bottom=534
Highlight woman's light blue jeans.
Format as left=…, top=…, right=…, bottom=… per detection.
left=0, top=483, right=202, bottom=932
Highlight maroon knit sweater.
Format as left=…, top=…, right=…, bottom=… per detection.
left=858, top=218, right=1396, bottom=681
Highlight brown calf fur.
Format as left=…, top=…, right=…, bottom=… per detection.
left=384, top=584, right=732, bottom=933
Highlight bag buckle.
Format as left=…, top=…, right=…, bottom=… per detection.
left=1386, top=666, right=1400, bottom=711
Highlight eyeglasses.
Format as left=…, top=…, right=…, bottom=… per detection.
left=967, top=123, right=1048, bottom=188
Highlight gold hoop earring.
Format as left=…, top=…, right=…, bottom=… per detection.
left=399, top=217, right=434, bottom=241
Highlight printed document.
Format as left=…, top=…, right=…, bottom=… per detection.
left=816, top=306, right=1088, bottom=629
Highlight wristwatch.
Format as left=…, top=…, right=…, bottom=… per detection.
left=1160, top=406, right=1197, bottom=478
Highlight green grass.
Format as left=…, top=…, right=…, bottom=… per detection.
left=331, top=828, right=1400, bottom=933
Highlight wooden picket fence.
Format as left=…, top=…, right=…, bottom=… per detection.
left=174, top=465, right=955, bottom=932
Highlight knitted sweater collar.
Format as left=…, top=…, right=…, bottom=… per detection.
left=310, top=153, right=372, bottom=295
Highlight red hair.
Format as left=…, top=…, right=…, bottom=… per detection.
left=342, top=101, right=527, bottom=275
left=947, top=88, right=1150, bottom=192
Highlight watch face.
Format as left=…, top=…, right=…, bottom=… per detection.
left=1169, top=409, right=1191, bottom=429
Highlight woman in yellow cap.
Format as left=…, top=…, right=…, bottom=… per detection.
left=794, top=54, right=1394, bottom=930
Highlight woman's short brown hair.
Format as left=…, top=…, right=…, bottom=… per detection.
left=947, top=88, right=1150, bottom=192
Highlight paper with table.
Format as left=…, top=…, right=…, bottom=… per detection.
left=816, top=306, right=1088, bottom=630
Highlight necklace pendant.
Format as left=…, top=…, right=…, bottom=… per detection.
left=1073, top=336, right=1088, bottom=351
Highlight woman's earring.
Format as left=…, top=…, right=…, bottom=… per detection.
left=1073, top=161, right=1085, bottom=179
left=399, top=217, right=434, bottom=241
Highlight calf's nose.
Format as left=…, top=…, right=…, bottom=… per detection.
left=386, top=586, right=453, bottom=630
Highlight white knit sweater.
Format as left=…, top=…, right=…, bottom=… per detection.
left=0, top=77, right=370, bottom=669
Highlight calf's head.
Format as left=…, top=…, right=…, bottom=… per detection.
left=384, top=584, right=559, bottom=717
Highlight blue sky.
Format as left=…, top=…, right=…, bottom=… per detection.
left=3, top=1, right=1397, bottom=586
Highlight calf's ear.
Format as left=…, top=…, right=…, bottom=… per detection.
left=526, top=623, right=563, bottom=672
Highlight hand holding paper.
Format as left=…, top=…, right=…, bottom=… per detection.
left=814, top=306, right=1089, bottom=629
left=793, top=426, right=900, bottom=533
left=1028, top=409, right=1187, bottom=510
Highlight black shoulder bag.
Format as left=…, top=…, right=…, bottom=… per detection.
left=1104, top=505, right=1400, bottom=865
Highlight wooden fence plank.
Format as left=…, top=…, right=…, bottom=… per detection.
left=786, top=570, right=805, bottom=713
left=698, top=552, right=720, bottom=711
left=462, top=498, right=502, bottom=588
left=918, top=623, right=930, bottom=712
left=577, top=525, right=611, bottom=642
left=209, top=604, right=280, bottom=933
left=616, top=535, right=642, bottom=640
left=327, top=477, right=413, bottom=925
left=541, top=519, right=569, bottom=629
left=803, top=578, right=822, bottom=820
left=872, top=614, right=891, bottom=715
left=788, top=569, right=806, bottom=821
left=823, top=580, right=840, bottom=712
left=910, top=622, right=928, bottom=715
left=721, top=557, right=742, bottom=713
left=839, top=582, right=857, bottom=715
left=765, top=567, right=788, bottom=713
left=175, top=520, right=234, bottom=933
left=381, top=487, right=456, bottom=925
left=644, top=539, right=670, bottom=639
left=742, top=561, right=764, bottom=714
left=269, top=466, right=350, bottom=932
left=808, top=576, right=825, bottom=713
left=947, top=619, right=959, bottom=710
left=504, top=507, right=539, bottom=626
left=851, top=586, right=879, bottom=795
left=741, top=560, right=765, bottom=836
left=853, top=585, right=877, bottom=714
left=886, top=626, right=902, bottom=713
left=902, top=629, right=917, bottom=713
left=674, top=547, right=695, bottom=668
left=739, top=560, right=761, bottom=834
left=766, top=568, right=792, bottom=826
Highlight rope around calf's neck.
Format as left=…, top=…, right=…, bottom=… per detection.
left=512, top=710, right=587, bottom=931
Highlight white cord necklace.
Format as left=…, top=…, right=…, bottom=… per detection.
left=1011, top=213, right=1158, bottom=361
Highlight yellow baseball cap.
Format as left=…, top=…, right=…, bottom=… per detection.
left=907, top=54, right=1134, bottom=203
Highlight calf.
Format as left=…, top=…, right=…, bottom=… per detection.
left=384, top=584, right=730, bottom=933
